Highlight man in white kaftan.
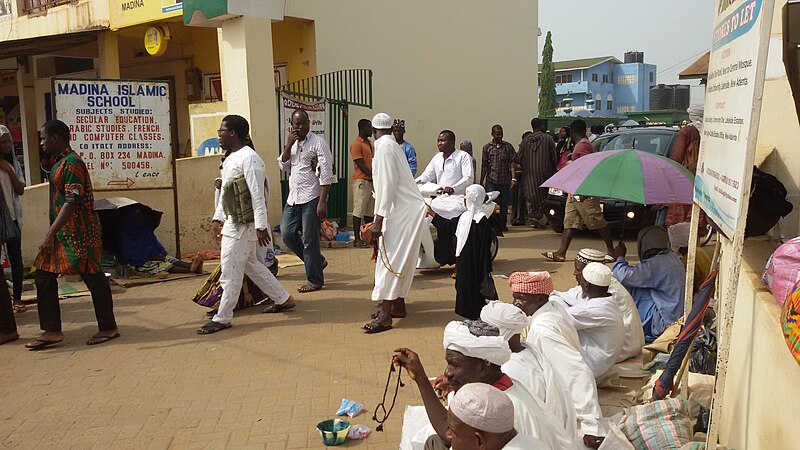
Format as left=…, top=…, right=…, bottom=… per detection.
left=200, top=115, right=292, bottom=334
left=364, top=113, right=428, bottom=333
left=551, top=248, right=645, bottom=362
left=509, top=271, right=603, bottom=436
left=415, top=130, right=473, bottom=219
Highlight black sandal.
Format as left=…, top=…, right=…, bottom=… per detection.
left=262, top=301, right=296, bottom=314
left=196, top=321, right=231, bottom=334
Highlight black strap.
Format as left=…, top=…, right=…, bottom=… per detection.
left=372, top=361, right=404, bottom=432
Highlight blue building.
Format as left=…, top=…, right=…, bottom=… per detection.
left=539, top=52, right=657, bottom=117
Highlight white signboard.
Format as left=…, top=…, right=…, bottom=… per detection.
left=279, top=93, right=327, bottom=148
left=53, top=79, right=173, bottom=190
left=694, top=0, right=773, bottom=238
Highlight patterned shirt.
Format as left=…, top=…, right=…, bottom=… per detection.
left=481, top=141, right=516, bottom=185
left=277, top=132, right=335, bottom=206
left=34, top=149, right=102, bottom=275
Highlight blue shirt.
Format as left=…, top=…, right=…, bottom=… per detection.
left=612, top=253, right=686, bottom=325
left=400, top=141, right=417, bottom=176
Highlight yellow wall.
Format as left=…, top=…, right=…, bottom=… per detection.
left=284, top=0, right=540, bottom=170
left=0, top=0, right=110, bottom=41
left=20, top=154, right=222, bottom=266
left=272, top=17, right=317, bottom=83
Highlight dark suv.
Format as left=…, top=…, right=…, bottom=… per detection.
left=545, top=127, right=679, bottom=233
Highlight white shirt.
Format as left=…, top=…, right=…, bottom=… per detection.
left=503, top=432, right=549, bottom=449
left=415, top=149, right=473, bottom=196
left=213, top=146, right=269, bottom=240
left=277, top=132, right=335, bottom=205
left=551, top=279, right=645, bottom=362
left=503, top=381, right=573, bottom=450
left=565, top=295, right=625, bottom=379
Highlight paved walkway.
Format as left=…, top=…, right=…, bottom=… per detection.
left=0, top=227, right=631, bottom=449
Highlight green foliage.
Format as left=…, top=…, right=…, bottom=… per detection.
left=539, top=31, right=557, bottom=118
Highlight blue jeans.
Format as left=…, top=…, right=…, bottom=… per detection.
left=281, top=197, right=324, bottom=286
left=486, top=181, right=511, bottom=229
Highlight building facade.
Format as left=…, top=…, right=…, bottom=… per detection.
left=541, top=53, right=657, bottom=117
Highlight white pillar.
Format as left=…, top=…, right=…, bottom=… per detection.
left=218, top=16, right=281, bottom=221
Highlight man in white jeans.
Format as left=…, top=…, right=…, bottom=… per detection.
left=198, top=115, right=294, bottom=334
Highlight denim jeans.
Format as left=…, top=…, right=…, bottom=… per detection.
left=6, top=227, right=22, bottom=302
left=486, top=181, right=511, bottom=229
left=280, top=197, right=325, bottom=286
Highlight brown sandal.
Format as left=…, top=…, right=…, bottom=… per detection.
left=297, top=284, right=322, bottom=293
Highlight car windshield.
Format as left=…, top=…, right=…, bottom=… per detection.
left=603, top=132, right=674, bottom=156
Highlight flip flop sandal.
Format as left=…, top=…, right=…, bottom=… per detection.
left=262, top=301, right=296, bottom=314
left=196, top=321, right=231, bottom=335
left=86, top=333, right=120, bottom=346
left=541, top=251, right=566, bottom=262
left=25, top=338, right=63, bottom=350
left=297, top=284, right=322, bottom=293
left=363, top=319, right=393, bottom=334
left=12, top=303, right=26, bottom=313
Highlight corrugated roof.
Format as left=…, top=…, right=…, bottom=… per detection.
left=538, top=56, right=622, bottom=73
left=678, top=52, right=710, bottom=80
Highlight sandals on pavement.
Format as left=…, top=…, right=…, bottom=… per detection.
left=363, top=319, right=393, bottom=334
left=25, top=338, right=63, bottom=351
left=297, top=284, right=322, bottom=293
left=262, top=300, right=296, bottom=314
left=196, top=321, right=231, bottom=335
left=370, top=309, right=407, bottom=319
left=86, top=332, right=121, bottom=346
left=542, top=251, right=566, bottom=262
left=12, top=302, right=26, bottom=313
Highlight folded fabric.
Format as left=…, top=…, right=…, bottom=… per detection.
left=222, top=175, right=254, bottom=225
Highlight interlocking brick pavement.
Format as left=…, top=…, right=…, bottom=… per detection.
left=0, top=227, right=632, bottom=449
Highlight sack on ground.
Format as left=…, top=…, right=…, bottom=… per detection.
left=619, top=399, right=694, bottom=450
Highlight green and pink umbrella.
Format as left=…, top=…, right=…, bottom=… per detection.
left=541, top=149, right=694, bottom=204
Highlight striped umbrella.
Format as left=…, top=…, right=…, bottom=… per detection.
left=541, top=149, right=695, bottom=204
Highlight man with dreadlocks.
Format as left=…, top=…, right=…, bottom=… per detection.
left=394, top=319, right=571, bottom=450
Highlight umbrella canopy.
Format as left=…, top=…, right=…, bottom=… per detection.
left=541, top=149, right=695, bottom=204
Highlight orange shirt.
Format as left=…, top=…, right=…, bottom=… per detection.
left=350, top=136, right=374, bottom=180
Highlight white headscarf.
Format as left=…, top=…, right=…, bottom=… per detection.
left=450, top=383, right=515, bottom=433
left=668, top=222, right=691, bottom=252
left=0, top=125, right=11, bottom=141
left=480, top=301, right=529, bottom=341
left=443, top=320, right=511, bottom=366
left=455, top=184, right=487, bottom=257
left=687, top=105, right=704, bottom=134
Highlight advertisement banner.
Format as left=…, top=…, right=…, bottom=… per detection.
left=110, top=0, right=183, bottom=29
left=694, top=0, right=773, bottom=238
left=278, top=93, right=327, bottom=149
left=53, top=78, right=173, bottom=190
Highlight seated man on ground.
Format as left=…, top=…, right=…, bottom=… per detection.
left=480, top=301, right=578, bottom=443
left=612, top=225, right=686, bottom=343
left=394, top=320, right=572, bottom=450
left=446, top=383, right=547, bottom=450
left=551, top=248, right=645, bottom=362
left=510, top=271, right=603, bottom=435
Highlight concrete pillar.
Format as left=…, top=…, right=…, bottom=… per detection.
left=217, top=16, right=281, bottom=221
left=16, top=57, right=41, bottom=186
left=97, top=31, right=121, bottom=79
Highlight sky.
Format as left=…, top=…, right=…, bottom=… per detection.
left=538, top=0, right=716, bottom=104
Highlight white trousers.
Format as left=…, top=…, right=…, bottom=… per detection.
left=213, top=235, right=290, bottom=324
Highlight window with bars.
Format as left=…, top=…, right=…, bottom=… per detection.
left=592, top=73, right=598, bottom=82
left=23, top=0, right=71, bottom=14
left=602, top=74, right=609, bottom=83
left=617, top=74, right=637, bottom=85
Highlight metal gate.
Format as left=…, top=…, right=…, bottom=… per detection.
left=277, top=69, right=373, bottom=223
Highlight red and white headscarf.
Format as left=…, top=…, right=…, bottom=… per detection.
left=508, top=271, right=553, bottom=295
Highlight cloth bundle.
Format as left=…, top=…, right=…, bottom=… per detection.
left=221, top=175, right=254, bottom=225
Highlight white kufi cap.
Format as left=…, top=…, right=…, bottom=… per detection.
left=582, top=262, right=612, bottom=287
left=371, top=113, right=393, bottom=129
left=450, top=383, right=514, bottom=433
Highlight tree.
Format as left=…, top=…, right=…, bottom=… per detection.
left=539, top=31, right=557, bottom=117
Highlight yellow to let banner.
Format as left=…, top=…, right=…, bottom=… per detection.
left=110, top=0, right=183, bottom=29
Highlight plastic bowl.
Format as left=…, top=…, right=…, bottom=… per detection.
left=316, top=419, right=351, bottom=446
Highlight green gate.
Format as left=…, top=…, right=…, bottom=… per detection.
left=277, top=69, right=373, bottom=224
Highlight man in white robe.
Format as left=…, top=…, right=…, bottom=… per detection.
left=200, top=115, right=293, bottom=334
left=551, top=248, right=645, bottom=362
left=415, top=130, right=473, bottom=220
left=394, top=320, right=572, bottom=450
left=363, top=113, right=428, bottom=333
left=510, top=271, right=603, bottom=436
left=480, top=301, right=578, bottom=444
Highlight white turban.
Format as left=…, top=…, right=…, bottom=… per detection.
left=668, top=222, right=691, bottom=252
left=450, top=383, right=514, bottom=433
left=480, top=301, right=529, bottom=341
left=455, top=184, right=487, bottom=257
left=443, top=321, right=511, bottom=366
left=687, top=105, right=704, bottom=133
left=582, top=262, right=612, bottom=287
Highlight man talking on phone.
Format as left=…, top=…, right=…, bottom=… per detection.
left=278, top=109, right=335, bottom=293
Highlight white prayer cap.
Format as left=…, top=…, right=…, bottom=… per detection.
left=449, top=383, right=514, bottom=434
left=576, top=248, right=607, bottom=265
left=443, top=321, right=511, bottom=367
left=371, top=113, right=393, bottom=129
left=480, top=301, right=529, bottom=341
left=668, top=222, right=691, bottom=252
left=582, top=262, right=612, bottom=287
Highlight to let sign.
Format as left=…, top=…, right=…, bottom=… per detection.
left=53, top=79, right=173, bottom=190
